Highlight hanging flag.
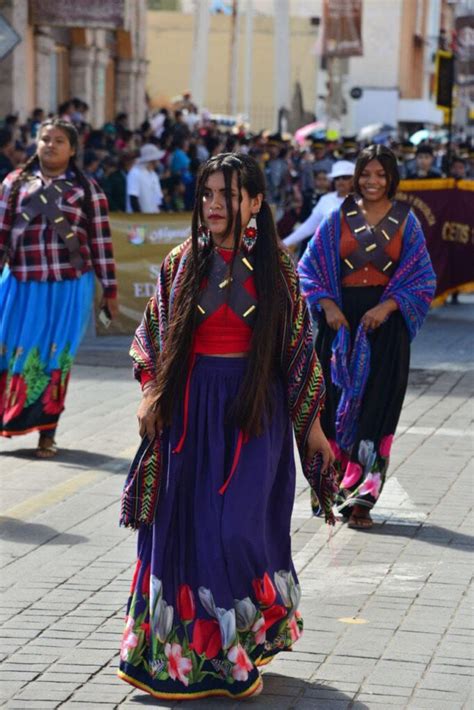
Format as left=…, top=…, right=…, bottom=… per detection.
left=322, top=0, right=363, bottom=58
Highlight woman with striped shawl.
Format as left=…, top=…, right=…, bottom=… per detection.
left=118, top=153, right=334, bottom=700
left=299, top=145, right=436, bottom=530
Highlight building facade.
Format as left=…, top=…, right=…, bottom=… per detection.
left=0, top=0, right=148, bottom=128
left=147, top=5, right=319, bottom=132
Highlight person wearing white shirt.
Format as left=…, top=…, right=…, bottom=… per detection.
left=283, top=161, right=355, bottom=248
left=127, top=144, right=164, bottom=214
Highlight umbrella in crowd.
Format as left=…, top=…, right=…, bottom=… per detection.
left=409, top=128, right=449, bottom=145
left=357, top=123, right=396, bottom=143
left=294, top=121, right=326, bottom=145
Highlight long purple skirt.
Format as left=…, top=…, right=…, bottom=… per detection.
left=118, top=356, right=303, bottom=700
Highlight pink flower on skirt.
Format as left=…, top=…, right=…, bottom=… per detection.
left=165, top=642, right=193, bottom=686
left=289, top=617, right=302, bottom=642
left=340, top=462, right=363, bottom=489
left=359, top=472, right=382, bottom=499
left=379, top=434, right=394, bottom=458
left=228, top=643, right=253, bottom=681
left=251, top=616, right=266, bottom=645
left=120, top=616, right=138, bottom=661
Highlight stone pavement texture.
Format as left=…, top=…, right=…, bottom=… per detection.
left=0, top=297, right=472, bottom=710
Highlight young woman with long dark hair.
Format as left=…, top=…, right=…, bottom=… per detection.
left=0, top=119, right=117, bottom=456
left=299, top=145, right=436, bottom=529
left=118, top=153, right=335, bottom=700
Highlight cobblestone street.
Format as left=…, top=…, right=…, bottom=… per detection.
left=0, top=298, right=472, bottom=710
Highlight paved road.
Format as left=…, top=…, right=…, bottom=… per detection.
left=0, top=298, right=472, bottom=709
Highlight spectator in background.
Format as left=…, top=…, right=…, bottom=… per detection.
left=70, top=98, right=89, bottom=128
left=57, top=101, right=73, bottom=122
left=312, top=139, right=335, bottom=174
left=115, top=112, right=129, bottom=135
left=450, top=157, right=467, bottom=180
left=29, top=108, right=45, bottom=140
left=115, top=129, right=134, bottom=154
left=283, top=160, right=355, bottom=250
left=104, top=152, right=137, bottom=212
left=405, top=145, right=442, bottom=179
left=264, top=135, right=289, bottom=220
left=5, top=115, right=20, bottom=141
left=0, top=130, right=14, bottom=182
left=98, top=155, right=118, bottom=204
left=83, top=150, right=101, bottom=181
left=126, top=144, right=163, bottom=213
left=85, top=130, right=108, bottom=155
left=170, top=137, right=192, bottom=210
left=171, top=109, right=191, bottom=142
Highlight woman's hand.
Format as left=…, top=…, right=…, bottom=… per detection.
left=306, top=417, right=335, bottom=472
left=137, top=385, right=163, bottom=440
left=320, top=298, right=349, bottom=331
left=360, top=299, right=397, bottom=332
left=100, top=295, right=119, bottom=320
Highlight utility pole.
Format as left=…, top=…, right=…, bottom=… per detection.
left=274, top=0, right=290, bottom=131
left=326, top=55, right=343, bottom=136
left=228, top=0, right=240, bottom=116
left=243, top=0, right=254, bottom=124
left=191, top=0, right=210, bottom=109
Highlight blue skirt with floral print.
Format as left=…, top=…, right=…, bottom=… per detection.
left=0, top=268, right=94, bottom=436
left=118, top=355, right=303, bottom=700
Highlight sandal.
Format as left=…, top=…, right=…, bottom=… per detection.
left=348, top=513, right=373, bottom=530
left=36, top=435, right=58, bottom=459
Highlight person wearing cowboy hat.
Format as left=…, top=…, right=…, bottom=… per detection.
left=126, top=143, right=164, bottom=213
left=283, top=160, right=355, bottom=248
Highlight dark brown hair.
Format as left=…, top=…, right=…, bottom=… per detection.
left=155, top=152, right=286, bottom=437
left=353, top=144, right=400, bottom=199
left=7, top=118, right=94, bottom=236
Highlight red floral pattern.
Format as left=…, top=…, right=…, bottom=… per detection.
left=2, top=374, right=27, bottom=423
left=192, top=619, right=222, bottom=659
left=252, top=572, right=276, bottom=607
left=177, top=584, right=195, bottom=622
left=42, top=370, right=70, bottom=415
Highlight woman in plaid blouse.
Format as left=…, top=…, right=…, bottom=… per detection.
left=0, top=118, right=118, bottom=456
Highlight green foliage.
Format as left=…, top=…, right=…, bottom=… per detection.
left=58, top=346, right=74, bottom=386
left=23, top=349, right=49, bottom=407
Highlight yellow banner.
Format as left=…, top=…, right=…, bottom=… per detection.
left=96, top=212, right=192, bottom=335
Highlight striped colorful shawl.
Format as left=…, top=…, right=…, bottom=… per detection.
left=298, top=208, right=436, bottom=452
left=121, top=239, right=326, bottom=528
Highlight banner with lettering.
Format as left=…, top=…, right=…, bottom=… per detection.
left=96, top=212, right=190, bottom=335
left=397, top=179, right=474, bottom=306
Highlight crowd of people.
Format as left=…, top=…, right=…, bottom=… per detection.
left=1, top=97, right=472, bottom=223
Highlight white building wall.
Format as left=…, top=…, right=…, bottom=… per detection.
left=349, top=0, right=402, bottom=87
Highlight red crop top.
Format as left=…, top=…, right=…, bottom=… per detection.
left=193, top=248, right=256, bottom=354
left=140, top=249, right=256, bottom=390
left=340, top=216, right=403, bottom=287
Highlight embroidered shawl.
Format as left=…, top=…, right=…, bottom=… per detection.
left=121, top=239, right=327, bottom=528
left=298, top=208, right=436, bottom=452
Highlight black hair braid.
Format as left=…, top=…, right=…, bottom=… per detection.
left=156, top=168, right=215, bottom=424
left=157, top=236, right=213, bottom=426
left=7, top=154, right=40, bottom=217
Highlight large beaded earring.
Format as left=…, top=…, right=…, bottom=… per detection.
left=242, top=215, right=258, bottom=253
left=198, top=223, right=211, bottom=249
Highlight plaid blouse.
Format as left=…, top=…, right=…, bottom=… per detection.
left=0, top=168, right=117, bottom=297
